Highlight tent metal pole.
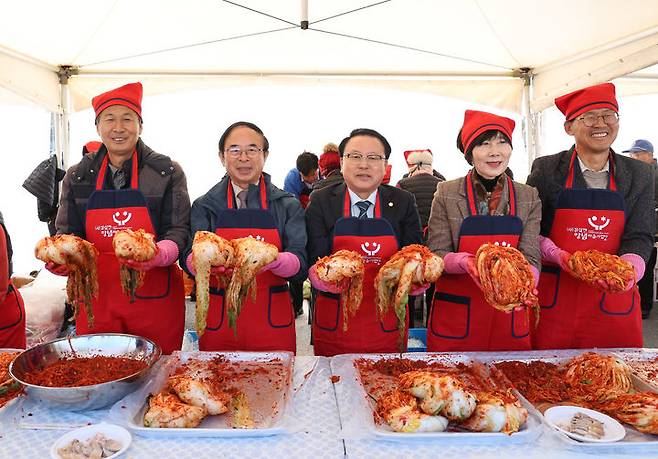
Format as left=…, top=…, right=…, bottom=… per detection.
left=516, top=68, right=538, bottom=172
left=56, top=66, right=78, bottom=169
left=301, top=0, right=308, bottom=29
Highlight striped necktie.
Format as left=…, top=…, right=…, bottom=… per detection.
left=355, top=200, right=371, bottom=219
left=113, top=169, right=127, bottom=189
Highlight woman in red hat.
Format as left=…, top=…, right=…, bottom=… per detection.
left=527, top=82, right=653, bottom=349
left=426, top=110, right=541, bottom=351
left=46, top=82, right=191, bottom=354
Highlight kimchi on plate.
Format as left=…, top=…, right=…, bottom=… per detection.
left=134, top=351, right=293, bottom=435
left=354, top=355, right=530, bottom=435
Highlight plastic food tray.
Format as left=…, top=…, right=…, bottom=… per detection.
left=119, top=351, right=294, bottom=438
left=487, top=348, right=658, bottom=448
left=330, top=352, right=542, bottom=443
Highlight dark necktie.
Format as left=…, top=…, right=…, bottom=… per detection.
left=237, top=189, right=248, bottom=209
left=355, top=200, right=371, bottom=219
left=113, top=170, right=127, bottom=189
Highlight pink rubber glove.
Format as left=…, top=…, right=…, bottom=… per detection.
left=308, top=264, right=342, bottom=294
left=539, top=236, right=571, bottom=271
left=598, top=253, right=645, bottom=292
left=409, top=283, right=430, bottom=296
left=443, top=252, right=472, bottom=275
left=121, top=240, right=179, bottom=271
left=45, top=261, right=69, bottom=276
left=185, top=253, right=233, bottom=277
left=540, top=236, right=575, bottom=277
left=444, top=252, right=481, bottom=288
left=258, top=252, right=300, bottom=278
left=464, top=256, right=482, bottom=289
left=530, top=265, right=540, bottom=288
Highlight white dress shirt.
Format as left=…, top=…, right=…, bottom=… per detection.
left=347, top=188, right=377, bottom=218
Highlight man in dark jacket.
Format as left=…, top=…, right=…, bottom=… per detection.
left=52, top=82, right=191, bottom=354
left=527, top=82, right=654, bottom=349
left=396, top=149, right=445, bottom=232
left=181, top=121, right=307, bottom=353
left=624, top=139, right=658, bottom=319
left=306, top=128, right=423, bottom=355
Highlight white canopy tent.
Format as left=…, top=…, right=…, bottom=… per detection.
left=2, top=0, right=658, bottom=167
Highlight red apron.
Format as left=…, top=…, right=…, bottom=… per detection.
left=0, top=283, right=26, bottom=349
left=428, top=172, right=531, bottom=352
left=534, top=151, right=642, bottom=349
left=0, top=220, right=25, bottom=349
left=200, top=176, right=295, bottom=353
left=313, top=191, right=400, bottom=356
left=81, top=152, right=185, bottom=354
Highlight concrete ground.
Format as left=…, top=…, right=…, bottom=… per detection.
left=185, top=299, right=658, bottom=353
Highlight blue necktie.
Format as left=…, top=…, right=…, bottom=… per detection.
left=355, top=200, right=371, bottom=219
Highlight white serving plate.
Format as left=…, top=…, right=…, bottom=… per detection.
left=124, top=351, right=294, bottom=438
left=50, top=423, right=131, bottom=459
left=330, top=353, right=542, bottom=443
left=544, top=405, right=626, bottom=443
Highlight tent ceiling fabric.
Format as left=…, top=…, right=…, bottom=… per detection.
left=1, top=0, right=657, bottom=113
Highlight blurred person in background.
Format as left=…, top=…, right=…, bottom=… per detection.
left=397, top=149, right=446, bottom=327
left=623, top=139, right=658, bottom=319
left=284, top=151, right=319, bottom=317
left=312, top=143, right=343, bottom=192
left=0, top=211, right=26, bottom=349
left=397, top=149, right=445, bottom=234
left=283, top=151, right=319, bottom=210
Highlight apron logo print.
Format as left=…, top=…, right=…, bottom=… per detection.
left=587, top=216, right=610, bottom=231
left=112, top=211, right=132, bottom=226
left=361, top=241, right=381, bottom=256
left=248, top=234, right=265, bottom=242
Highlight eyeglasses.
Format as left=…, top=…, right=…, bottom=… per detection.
left=224, top=146, right=264, bottom=158
left=575, top=112, right=619, bottom=127
left=344, top=152, right=386, bottom=163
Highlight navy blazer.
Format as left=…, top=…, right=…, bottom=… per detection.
left=305, top=182, right=422, bottom=265
left=527, top=147, right=655, bottom=262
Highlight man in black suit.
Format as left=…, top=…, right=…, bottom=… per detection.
left=305, top=128, right=422, bottom=356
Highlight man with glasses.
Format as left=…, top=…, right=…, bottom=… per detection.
left=527, top=82, right=654, bottom=349
left=181, top=121, right=307, bottom=352
left=305, top=128, right=422, bottom=356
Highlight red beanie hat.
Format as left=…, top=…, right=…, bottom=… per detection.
left=554, top=82, right=618, bottom=121
left=382, top=164, right=392, bottom=185
left=460, top=110, right=515, bottom=155
left=404, top=149, right=433, bottom=167
left=92, top=82, right=143, bottom=120
left=319, top=143, right=340, bottom=177
left=82, top=141, right=102, bottom=155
